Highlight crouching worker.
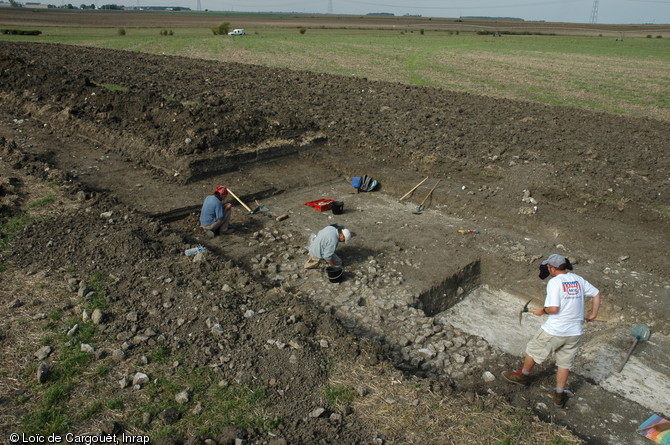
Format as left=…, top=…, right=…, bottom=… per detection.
left=200, top=185, right=234, bottom=237
left=304, top=225, right=351, bottom=269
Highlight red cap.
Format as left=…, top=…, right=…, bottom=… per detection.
left=214, top=185, right=228, bottom=196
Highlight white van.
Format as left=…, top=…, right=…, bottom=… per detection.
left=228, top=29, right=245, bottom=36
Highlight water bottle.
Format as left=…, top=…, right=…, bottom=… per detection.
left=185, top=246, right=206, bottom=256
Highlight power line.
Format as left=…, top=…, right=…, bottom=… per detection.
left=590, top=0, right=599, bottom=23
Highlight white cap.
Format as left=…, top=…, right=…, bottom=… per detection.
left=341, top=228, right=351, bottom=244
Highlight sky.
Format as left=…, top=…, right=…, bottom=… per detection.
left=138, top=0, right=670, bottom=25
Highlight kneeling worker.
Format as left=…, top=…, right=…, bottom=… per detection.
left=200, top=185, right=234, bottom=237
left=304, top=225, right=351, bottom=269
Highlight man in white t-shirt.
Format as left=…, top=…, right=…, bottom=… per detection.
left=502, top=253, right=601, bottom=407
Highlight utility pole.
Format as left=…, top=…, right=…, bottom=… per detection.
left=590, top=0, right=599, bottom=24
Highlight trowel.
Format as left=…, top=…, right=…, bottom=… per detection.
left=519, top=299, right=533, bottom=325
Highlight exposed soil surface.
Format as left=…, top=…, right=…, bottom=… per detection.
left=0, top=41, right=669, bottom=444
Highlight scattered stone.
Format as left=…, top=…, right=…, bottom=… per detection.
left=142, top=412, right=152, bottom=425
left=35, top=346, right=53, bottom=360
left=159, top=408, right=182, bottom=425
left=67, top=324, right=79, bottom=337
left=67, top=277, right=79, bottom=291
left=112, top=349, right=126, bottom=362
left=175, top=389, right=191, bottom=404
left=37, top=362, right=49, bottom=384
left=309, top=407, right=326, bottom=418
left=417, top=348, right=436, bottom=359
left=82, top=309, right=91, bottom=322
left=80, top=343, right=94, bottom=353
left=9, top=299, right=23, bottom=308
left=119, top=376, right=130, bottom=388
left=216, top=426, right=240, bottom=445
left=132, top=372, right=149, bottom=386
left=356, top=386, right=370, bottom=397
left=319, top=339, right=329, bottom=348
left=521, top=189, right=538, bottom=204
left=191, top=402, right=204, bottom=415
left=91, top=308, right=104, bottom=324
left=482, top=371, right=496, bottom=382
left=453, top=353, right=467, bottom=364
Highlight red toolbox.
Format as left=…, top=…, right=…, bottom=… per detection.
left=304, top=199, right=335, bottom=212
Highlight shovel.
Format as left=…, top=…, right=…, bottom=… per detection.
left=227, top=189, right=254, bottom=214
left=399, top=177, right=429, bottom=201
left=252, top=199, right=269, bottom=214
left=617, top=323, right=650, bottom=373
left=413, top=180, right=441, bottom=214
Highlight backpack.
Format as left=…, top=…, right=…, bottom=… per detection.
left=358, top=175, right=378, bottom=192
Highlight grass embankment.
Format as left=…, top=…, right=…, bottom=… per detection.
left=1, top=25, right=669, bottom=120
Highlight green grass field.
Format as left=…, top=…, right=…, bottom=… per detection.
left=2, top=25, right=669, bottom=120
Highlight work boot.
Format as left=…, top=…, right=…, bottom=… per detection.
left=304, top=257, right=321, bottom=269
left=553, top=390, right=566, bottom=408
left=501, top=369, right=530, bottom=386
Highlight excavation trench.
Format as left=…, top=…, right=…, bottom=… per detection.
left=417, top=260, right=481, bottom=317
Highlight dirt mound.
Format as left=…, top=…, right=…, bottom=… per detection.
left=1, top=42, right=668, bottom=222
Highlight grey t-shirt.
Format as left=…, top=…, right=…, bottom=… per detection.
left=308, top=226, right=339, bottom=260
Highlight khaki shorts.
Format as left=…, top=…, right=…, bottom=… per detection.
left=525, top=329, right=581, bottom=370
left=304, top=253, right=342, bottom=269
